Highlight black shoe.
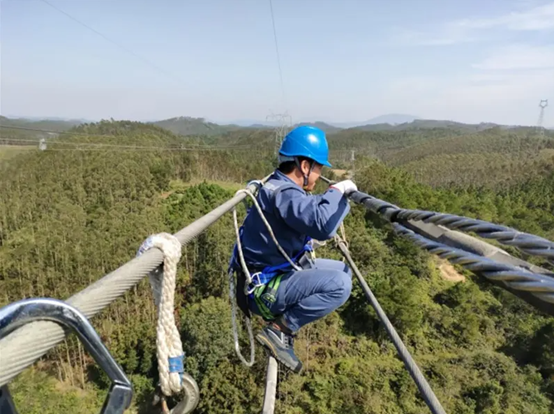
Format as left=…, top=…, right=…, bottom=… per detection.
left=256, top=324, right=303, bottom=373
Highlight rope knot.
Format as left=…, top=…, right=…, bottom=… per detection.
left=136, top=232, right=184, bottom=396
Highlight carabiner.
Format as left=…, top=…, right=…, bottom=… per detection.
left=0, top=298, right=133, bottom=414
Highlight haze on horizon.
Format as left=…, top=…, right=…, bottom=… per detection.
left=1, top=0, right=553, bottom=127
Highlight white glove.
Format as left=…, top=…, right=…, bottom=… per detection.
left=330, top=179, right=358, bottom=195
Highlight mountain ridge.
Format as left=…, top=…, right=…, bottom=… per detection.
left=1, top=114, right=546, bottom=137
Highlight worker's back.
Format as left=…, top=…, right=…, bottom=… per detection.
left=238, top=170, right=308, bottom=271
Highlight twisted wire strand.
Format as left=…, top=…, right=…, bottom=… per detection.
left=393, top=223, right=554, bottom=305
left=350, top=192, right=554, bottom=263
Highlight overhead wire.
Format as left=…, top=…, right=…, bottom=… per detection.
left=0, top=140, right=268, bottom=152
left=0, top=125, right=77, bottom=135
left=0, top=125, right=268, bottom=150
left=38, top=0, right=181, bottom=82
left=0, top=122, right=257, bottom=140
left=268, top=0, right=287, bottom=112
left=0, top=139, right=363, bottom=160
left=11, top=1, right=293, bottom=146
left=0, top=125, right=273, bottom=148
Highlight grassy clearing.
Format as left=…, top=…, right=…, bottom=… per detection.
left=0, top=145, right=35, bottom=163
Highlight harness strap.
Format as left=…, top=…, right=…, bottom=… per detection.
left=253, top=273, right=284, bottom=321
left=261, top=273, right=283, bottom=305
left=259, top=237, right=312, bottom=274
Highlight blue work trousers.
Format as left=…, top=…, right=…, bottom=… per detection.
left=250, top=258, right=353, bottom=332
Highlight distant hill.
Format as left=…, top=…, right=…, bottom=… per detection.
left=329, top=114, right=420, bottom=128
left=220, top=114, right=420, bottom=129
left=292, top=121, right=342, bottom=134
left=149, top=116, right=544, bottom=139
left=352, top=119, right=510, bottom=132
left=153, top=117, right=342, bottom=136
left=0, top=116, right=83, bottom=141
left=249, top=123, right=274, bottom=129
left=151, top=116, right=248, bottom=136
left=0, top=116, right=82, bottom=132
left=2, top=115, right=94, bottom=123
left=358, top=113, right=420, bottom=126
left=392, top=119, right=497, bottom=131
left=350, top=123, right=396, bottom=132
left=3, top=114, right=545, bottom=141
left=222, top=118, right=273, bottom=127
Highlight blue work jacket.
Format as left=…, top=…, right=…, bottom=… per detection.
left=232, top=169, right=350, bottom=271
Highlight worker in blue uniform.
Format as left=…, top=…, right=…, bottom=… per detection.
left=230, top=125, right=358, bottom=373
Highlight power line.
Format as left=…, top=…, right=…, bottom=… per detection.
left=0, top=125, right=74, bottom=135
left=0, top=125, right=261, bottom=148
left=268, top=0, right=287, bottom=111
left=0, top=124, right=189, bottom=140
left=0, top=137, right=269, bottom=151
left=39, top=0, right=181, bottom=82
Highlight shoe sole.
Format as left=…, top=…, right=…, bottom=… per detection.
left=255, top=333, right=302, bottom=373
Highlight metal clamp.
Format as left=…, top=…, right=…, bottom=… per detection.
left=0, top=298, right=133, bottom=414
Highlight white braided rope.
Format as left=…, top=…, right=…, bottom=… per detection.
left=137, top=232, right=184, bottom=396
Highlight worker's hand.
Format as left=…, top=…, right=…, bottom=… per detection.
left=330, top=180, right=358, bottom=195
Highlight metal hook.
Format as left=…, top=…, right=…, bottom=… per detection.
left=0, top=298, right=134, bottom=414
left=169, top=373, right=200, bottom=413
left=152, top=372, right=199, bottom=414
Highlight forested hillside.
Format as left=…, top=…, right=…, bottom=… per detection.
left=1, top=121, right=553, bottom=413
left=174, top=124, right=554, bottom=189
left=152, top=116, right=248, bottom=136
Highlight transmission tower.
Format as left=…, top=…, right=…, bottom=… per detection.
left=537, top=99, right=548, bottom=136
left=266, top=111, right=292, bottom=156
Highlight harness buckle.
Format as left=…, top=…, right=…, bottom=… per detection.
left=246, top=272, right=264, bottom=295
left=261, top=292, right=277, bottom=304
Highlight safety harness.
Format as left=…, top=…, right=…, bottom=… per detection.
left=246, top=236, right=313, bottom=320
left=230, top=179, right=315, bottom=321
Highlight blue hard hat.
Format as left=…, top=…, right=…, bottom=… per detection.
left=278, top=125, right=332, bottom=167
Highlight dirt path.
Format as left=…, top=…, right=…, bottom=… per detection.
left=437, top=259, right=466, bottom=282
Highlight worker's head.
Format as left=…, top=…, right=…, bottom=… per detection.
left=277, top=126, right=331, bottom=191
left=278, top=156, right=323, bottom=191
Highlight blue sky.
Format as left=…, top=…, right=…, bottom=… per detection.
left=2, top=0, right=553, bottom=126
